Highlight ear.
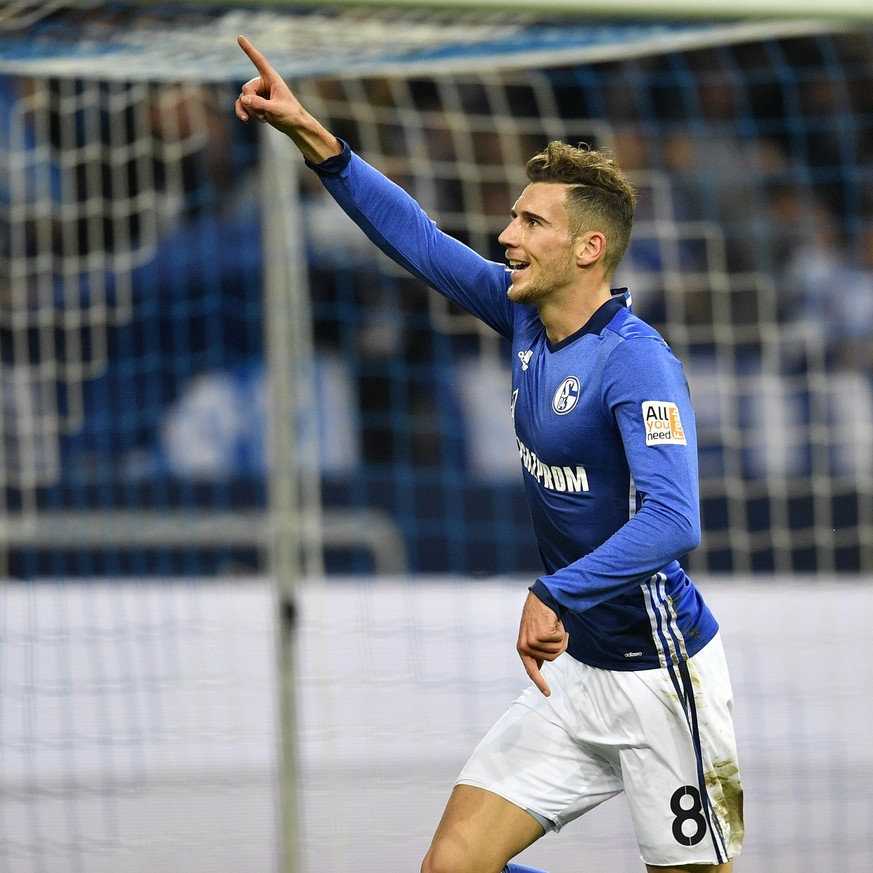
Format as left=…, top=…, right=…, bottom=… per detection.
left=575, top=231, right=606, bottom=267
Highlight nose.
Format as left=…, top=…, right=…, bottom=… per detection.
left=498, top=217, right=516, bottom=248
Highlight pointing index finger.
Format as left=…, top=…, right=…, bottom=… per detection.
left=237, top=35, right=277, bottom=79
left=520, top=653, right=551, bottom=697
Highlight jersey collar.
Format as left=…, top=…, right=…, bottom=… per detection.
left=546, top=289, right=630, bottom=352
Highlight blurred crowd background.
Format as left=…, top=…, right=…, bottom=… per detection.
left=2, top=26, right=872, bottom=578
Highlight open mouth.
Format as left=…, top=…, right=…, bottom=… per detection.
left=506, top=260, right=530, bottom=274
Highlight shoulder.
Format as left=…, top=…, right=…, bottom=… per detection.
left=606, top=306, right=668, bottom=346
left=601, top=311, right=690, bottom=401
left=603, top=308, right=681, bottom=368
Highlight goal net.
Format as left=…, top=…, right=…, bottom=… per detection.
left=1, top=3, right=872, bottom=873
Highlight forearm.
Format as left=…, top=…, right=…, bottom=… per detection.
left=310, top=147, right=515, bottom=337
left=533, top=497, right=700, bottom=616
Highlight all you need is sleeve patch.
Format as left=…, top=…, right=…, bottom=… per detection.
left=641, top=401, right=687, bottom=446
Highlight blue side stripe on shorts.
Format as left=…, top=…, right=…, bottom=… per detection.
left=644, top=576, right=728, bottom=864
left=676, top=657, right=728, bottom=864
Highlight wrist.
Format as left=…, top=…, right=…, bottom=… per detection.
left=290, top=118, right=342, bottom=164
left=530, top=579, right=565, bottom=619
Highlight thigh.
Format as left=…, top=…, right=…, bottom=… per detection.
left=422, top=784, right=545, bottom=873
left=455, top=657, right=624, bottom=832
left=621, top=635, right=744, bottom=868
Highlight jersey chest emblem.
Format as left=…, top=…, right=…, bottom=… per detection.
left=552, top=376, right=581, bottom=415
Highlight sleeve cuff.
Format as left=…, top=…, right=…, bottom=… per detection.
left=305, top=139, right=352, bottom=175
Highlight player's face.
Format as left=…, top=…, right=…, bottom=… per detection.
left=499, top=183, right=578, bottom=306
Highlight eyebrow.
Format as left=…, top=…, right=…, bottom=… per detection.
left=510, top=207, right=550, bottom=225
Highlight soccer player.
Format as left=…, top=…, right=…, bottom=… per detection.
left=234, top=35, right=744, bottom=873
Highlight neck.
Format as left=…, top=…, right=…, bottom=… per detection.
left=539, top=282, right=613, bottom=344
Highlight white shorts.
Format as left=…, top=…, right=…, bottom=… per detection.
left=456, top=634, right=744, bottom=867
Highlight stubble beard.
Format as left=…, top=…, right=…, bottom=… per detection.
left=507, top=276, right=550, bottom=306
left=506, top=235, right=578, bottom=307
left=506, top=259, right=576, bottom=307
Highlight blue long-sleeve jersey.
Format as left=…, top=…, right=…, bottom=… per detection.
left=309, top=143, right=718, bottom=670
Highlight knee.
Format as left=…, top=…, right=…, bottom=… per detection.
left=421, top=845, right=500, bottom=873
left=420, top=847, right=459, bottom=873
left=420, top=850, right=444, bottom=873
left=420, top=845, right=443, bottom=873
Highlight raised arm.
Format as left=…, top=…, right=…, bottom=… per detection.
left=234, top=34, right=515, bottom=338
left=234, top=35, right=341, bottom=164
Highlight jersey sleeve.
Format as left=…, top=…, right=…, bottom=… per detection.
left=531, top=334, right=701, bottom=615
left=307, top=142, right=516, bottom=339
